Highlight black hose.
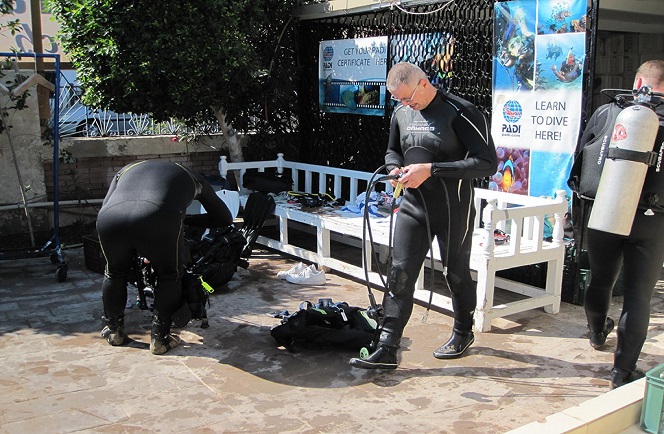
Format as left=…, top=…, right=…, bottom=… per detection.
left=361, top=166, right=451, bottom=323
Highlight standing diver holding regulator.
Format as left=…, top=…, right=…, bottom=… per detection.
left=351, top=62, right=497, bottom=369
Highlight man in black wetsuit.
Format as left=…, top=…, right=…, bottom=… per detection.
left=97, top=160, right=233, bottom=355
left=575, top=60, right=664, bottom=388
left=350, top=62, right=497, bottom=369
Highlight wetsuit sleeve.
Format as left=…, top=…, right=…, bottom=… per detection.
left=430, top=105, right=497, bottom=179
left=183, top=178, right=233, bottom=228
left=385, top=110, right=405, bottom=169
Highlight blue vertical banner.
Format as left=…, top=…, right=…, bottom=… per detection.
left=318, top=36, right=388, bottom=116
left=491, top=0, right=589, bottom=199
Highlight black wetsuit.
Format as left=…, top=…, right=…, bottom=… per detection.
left=97, top=160, right=233, bottom=323
left=384, top=89, right=497, bottom=336
left=583, top=102, right=664, bottom=372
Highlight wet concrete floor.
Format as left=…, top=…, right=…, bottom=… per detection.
left=1, top=246, right=663, bottom=433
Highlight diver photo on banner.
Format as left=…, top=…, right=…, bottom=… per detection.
left=318, top=36, right=388, bottom=116
left=491, top=0, right=588, bottom=199
left=389, top=32, right=456, bottom=92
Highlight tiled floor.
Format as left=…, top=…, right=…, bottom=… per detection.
left=1, top=246, right=663, bottom=433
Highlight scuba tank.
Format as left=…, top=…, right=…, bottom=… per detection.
left=588, top=103, right=660, bottom=235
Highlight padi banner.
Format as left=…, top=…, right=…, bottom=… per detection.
left=491, top=0, right=588, bottom=199
left=318, top=36, right=388, bottom=116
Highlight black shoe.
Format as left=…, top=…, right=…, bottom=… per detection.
left=101, top=315, right=126, bottom=346
left=433, top=329, right=474, bottom=359
left=150, top=316, right=181, bottom=355
left=150, top=334, right=181, bottom=355
left=589, top=317, right=615, bottom=349
left=610, top=367, right=645, bottom=389
left=349, top=345, right=398, bottom=370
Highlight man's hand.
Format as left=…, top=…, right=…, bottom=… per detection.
left=399, top=163, right=432, bottom=189
left=388, top=167, right=403, bottom=188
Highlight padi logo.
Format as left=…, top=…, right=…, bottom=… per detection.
left=501, top=100, right=522, bottom=135
left=322, top=46, right=334, bottom=69
left=322, top=46, right=334, bottom=61
left=502, top=100, right=522, bottom=123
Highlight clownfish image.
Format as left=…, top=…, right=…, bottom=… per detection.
left=612, top=123, right=627, bottom=142
left=501, top=157, right=516, bottom=191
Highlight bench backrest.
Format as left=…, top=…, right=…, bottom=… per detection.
left=219, top=153, right=392, bottom=203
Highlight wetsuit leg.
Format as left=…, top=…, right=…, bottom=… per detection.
left=441, top=225, right=476, bottom=332
left=98, top=201, right=185, bottom=324
left=584, top=229, right=625, bottom=333
left=97, top=204, right=137, bottom=319
left=424, top=179, right=476, bottom=332
left=615, top=213, right=664, bottom=371
left=436, top=180, right=476, bottom=331
left=135, top=209, right=186, bottom=322
left=387, top=197, right=433, bottom=337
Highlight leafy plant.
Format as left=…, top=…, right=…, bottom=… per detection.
left=0, top=0, right=22, bottom=40
left=44, top=0, right=302, bottom=161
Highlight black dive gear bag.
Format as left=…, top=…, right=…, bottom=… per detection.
left=270, top=299, right=377, bottom=352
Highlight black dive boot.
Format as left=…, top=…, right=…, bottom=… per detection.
left=150, top=316, right=182, bottom=355
left=433, top=329, right=474, bottom=359
left=610, top=367, right=645, bottom=389
left=101, top=314, right=126, bottom=346
left=589, top=317, right=614, bottom=349
left=349, top=330, right=399, bottom=370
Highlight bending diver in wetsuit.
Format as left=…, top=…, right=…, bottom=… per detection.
left=97, top=159, right=233, bottom=355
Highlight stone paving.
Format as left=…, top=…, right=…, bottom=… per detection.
left=0, top=246, right=663, bottom=433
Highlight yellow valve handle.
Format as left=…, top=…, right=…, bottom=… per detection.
left=198, top=276, right=214, bottom=293
left=393, top=182, right=403, bottom=199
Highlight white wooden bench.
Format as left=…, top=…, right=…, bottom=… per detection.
left=219, top=153, right=568, bottom=332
